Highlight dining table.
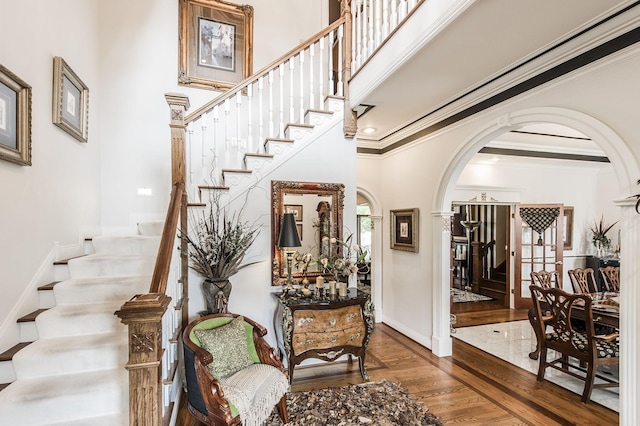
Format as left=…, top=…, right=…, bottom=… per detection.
left=527, top=291, right=619, bottom=360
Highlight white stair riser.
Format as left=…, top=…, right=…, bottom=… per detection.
left=92, top=236, right=160, bottom=256
left=222, top=171, right=253, bottom=187
left=304, top=111, right=333, bottom=126
left=18, top=322, right=38, bottom=343
left=244, top=156, right=273, bottom=173
left=265, top=140, right=294, bottom=155
left=53, top=277, right=151, bottom=305
left=0, top=361, right=16, bottom=384
left=38, top=290, right=56, bottom=309
left=138, top=221, right=163, bottom=236
left=54, top=264, right=70, bottom=281
left=12, top=338, right=127, bottom=378
left=284, top=125, right=313, bottom=140
left=68, top=255, right=155, bottom=278
left=0, top=371, right=128, bottom=424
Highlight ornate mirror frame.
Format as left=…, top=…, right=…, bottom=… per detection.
left=271, top=180, right=344, bottom=286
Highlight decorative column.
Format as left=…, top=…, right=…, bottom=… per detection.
left=431, top=211, right=454, bottom=357
left=116, top=294, right=172, bottom=426
left=617, top=197, right=639, bottom=425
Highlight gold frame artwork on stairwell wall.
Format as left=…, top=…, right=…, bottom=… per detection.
left=52, top=56, right=89, bottom=143
left=179, top=0, right=254, bottom=91
left=0, top=64, right=31, bottom=166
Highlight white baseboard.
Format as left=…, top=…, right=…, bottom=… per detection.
left=380, top=315, right=432, bottom=350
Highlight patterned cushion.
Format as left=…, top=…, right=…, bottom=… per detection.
left=195, top=316, right=256, bottom=379
left=546, top=332, right=620, bottom=358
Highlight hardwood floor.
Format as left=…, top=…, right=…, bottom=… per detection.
left=176, top=306, right=618, bottom=425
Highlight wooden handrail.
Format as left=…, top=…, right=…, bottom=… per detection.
left=185, top=17, right=346, bottom=124
left=149, top=182, right=185, bottom=294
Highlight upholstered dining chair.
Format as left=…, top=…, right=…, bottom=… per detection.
left=567, top=268, right=598, bottom=294
left=183, top=313, right=289, bottom=426
left=529, top=285, right=619, bottom=403
left=528, top=270, right=560, bottom=360
left=599, top=266, right=620, bottom=292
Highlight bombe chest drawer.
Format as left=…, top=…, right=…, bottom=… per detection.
left=274, top=288, right=374, bottom=383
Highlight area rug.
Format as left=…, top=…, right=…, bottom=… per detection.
left=452, top=288, right=493, bottom=303
left=265, top=379, right=443, bottom=425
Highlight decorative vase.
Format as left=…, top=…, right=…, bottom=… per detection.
left=202, top=278, right=232, bottom=314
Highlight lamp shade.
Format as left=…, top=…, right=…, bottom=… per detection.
left=278, top=213, right=301, bottom=248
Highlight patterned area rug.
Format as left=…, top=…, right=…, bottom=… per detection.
left=265, top=379, right=443, bottom=425
left=452, top=288, right=493, bottom=303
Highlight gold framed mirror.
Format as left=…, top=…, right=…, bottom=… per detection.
left=271, top=180, right=344, bottom=286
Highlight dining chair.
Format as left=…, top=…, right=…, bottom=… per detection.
left=599, top=266, right=620, bottom=292
left=527, top=270, right=560, bottom=360
left=567, top=268, right=598, bottom=294
left=529, top=285, right=619, bottom=403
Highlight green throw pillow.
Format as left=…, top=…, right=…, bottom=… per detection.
left=194, top=316, right=255, bottom=379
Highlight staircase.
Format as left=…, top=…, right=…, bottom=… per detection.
left=0, top=224, right=161, bottom=425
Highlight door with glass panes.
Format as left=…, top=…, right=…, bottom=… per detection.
left=514, top=204, right=564, bottom=309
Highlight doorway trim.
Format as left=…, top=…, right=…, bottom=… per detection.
left=357, top=186, right=383, bottom=322
left=433, top=106, right=640, bottom=423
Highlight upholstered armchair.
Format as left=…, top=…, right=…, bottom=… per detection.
left=183, top=313, right=289, bottom=426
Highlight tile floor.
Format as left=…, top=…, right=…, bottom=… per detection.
left=453, top=320, right=619, bottom=411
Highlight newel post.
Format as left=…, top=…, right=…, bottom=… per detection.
left=116, top=294, right=171, bottom=426
left=341, top=0, right=357, bottom=137
left=165, top=93, right=190, bottom=326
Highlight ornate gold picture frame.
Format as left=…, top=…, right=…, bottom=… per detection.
left=390, top=208, right=419, bottom=252
left=0, top=64, right=31, bottom=166
left=179, top=0, right=253, bottom=91
left=53, top=57, right=89, bottom=143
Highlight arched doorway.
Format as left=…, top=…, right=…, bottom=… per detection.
left=433, top=106, right=640, bottom=422
left=357, top=187, right=383, bottom=322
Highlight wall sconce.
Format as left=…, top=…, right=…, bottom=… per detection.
left=278, top=212, right=301, bottom=293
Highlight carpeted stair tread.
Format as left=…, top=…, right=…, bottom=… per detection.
left=0, top=368, right=128, bottom=424
left=138, top=221, right=164, bottom=236
left=53, top=275, right=151, bottom=304
left=67, top=253, right=156, bottom=278
left=12, top=332, right=127, bottom=378
left=0, top=342, right=32, bottom=361
left=35, top=301, right=127, bottom=337
left=92, top=235, right=160, bottom=256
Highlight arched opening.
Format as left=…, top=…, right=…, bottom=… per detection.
left=433, top=107, right=640, bottom=415
left=357, top=187, right=383, bottom=322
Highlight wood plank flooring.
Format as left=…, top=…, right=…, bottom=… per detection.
left=176, top=307, right=618, bottom=425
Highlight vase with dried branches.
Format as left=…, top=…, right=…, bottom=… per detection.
left=182, top=189, right=260, bottom=314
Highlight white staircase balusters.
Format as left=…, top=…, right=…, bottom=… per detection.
left=337, top=25, right=344, bottom=96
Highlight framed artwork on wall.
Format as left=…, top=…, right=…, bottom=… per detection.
left=390, top=208, right=419, bottom=252
left=52, top=57, right=89, bottom=143
left=563, top=206, right=574, bottom=251
left=0, top=64, right=32, bottom=166
left=284, top=204, right=303, bottom=220
left=179, top=0, right=254, bottom=90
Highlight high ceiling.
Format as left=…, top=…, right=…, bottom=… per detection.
left=352, top=0, right=639, bottom=157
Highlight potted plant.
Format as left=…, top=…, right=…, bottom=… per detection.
left=317, top=233, right=368, bottom=284
left=589, top=215, right=618, bottom=257
left=182, top=191, right=260, bottom=314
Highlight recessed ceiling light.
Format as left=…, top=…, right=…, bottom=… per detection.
left=362, top=127, right=376, bottom=134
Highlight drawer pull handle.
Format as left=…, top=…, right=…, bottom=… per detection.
left=330, top=335, right=337, bottom=343
left=347, top=313, right=358, bottom=319
left=305, top=339, right=314, bottom=346
left=297, top=317, right=314, bottom=326
left=317, top=349, right=344, bottom=359
left=329, top=318, right=336, bottom=326
left=350, top=333, right=361, bottom=340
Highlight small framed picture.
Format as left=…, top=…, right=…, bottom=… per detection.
left=52, top=57, right=89, bottom=143
left=0, top=64, right=31, bottom=166
left=179, top=0, right=253, bottom=90
left=563, top=206, right=574, bottom=251
left=284, top=204, right=303, bottom=220
left=391, top=208, right=419, bottom=252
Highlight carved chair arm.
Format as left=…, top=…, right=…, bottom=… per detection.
left=193, top=352, right=237, bottom=423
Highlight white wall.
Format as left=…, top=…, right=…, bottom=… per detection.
left=96, top=0, right=328, bottom=229
left=356, top=46, right=640, bottom=349
left=0, top=0, right=102, bottom=350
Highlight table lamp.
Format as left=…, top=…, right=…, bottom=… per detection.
left=278, top=212, right=302, bottom=294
